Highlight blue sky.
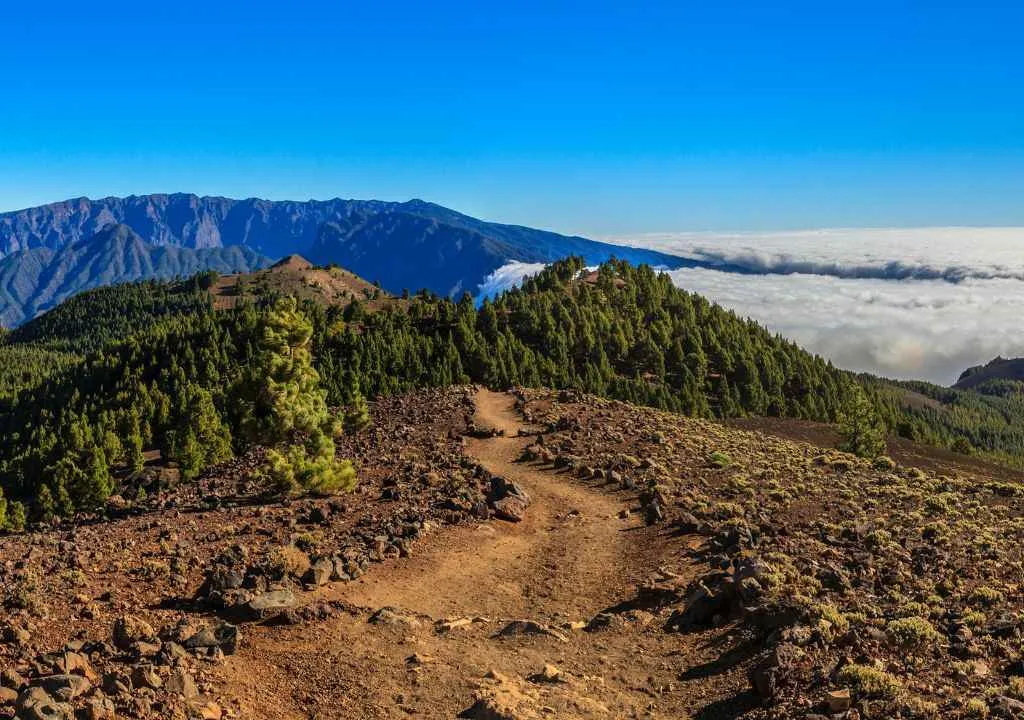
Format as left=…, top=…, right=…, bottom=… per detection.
left=1, top=1, right=1022, bottom=235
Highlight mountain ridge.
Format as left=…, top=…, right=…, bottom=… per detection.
left=0, top=194, right=691, bottom=326
left=954, top=356, right=1024, bottom=391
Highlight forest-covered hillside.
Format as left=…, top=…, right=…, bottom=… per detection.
left=0, top=257, right=1017, bottom=523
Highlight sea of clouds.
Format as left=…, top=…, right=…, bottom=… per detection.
left=477, top=228, right=1024, bottom=385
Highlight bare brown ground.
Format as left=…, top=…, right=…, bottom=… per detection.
left=217, top=390, right=754, bottom=719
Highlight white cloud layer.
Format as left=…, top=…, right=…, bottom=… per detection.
left=481, top=228, right=1024, bottom=385
left=477, top=261, right=547, bottom=300
left=605, top=227, right=1024, bottom=282
left=665, top=268, right=1024, bottom=385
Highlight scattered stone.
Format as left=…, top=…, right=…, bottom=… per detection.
left=244, top=589, right=298, bottom=620
left=166, top=668, right=199, bottom=698
left=184, top=622, right=240, bottom=656
left=369, top=607, right=422, bottom=629
left=16, top=686, right=74, bottom=720
left=496, top=620, right=568, bottom=642
left=130, top=665, right=162, bottom=690
left=827, top=688, right=851, bottom=712
left=112, top=615, right=155, bottom=650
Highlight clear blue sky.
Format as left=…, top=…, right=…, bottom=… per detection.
left=1, top=1, right=1022, bottom=235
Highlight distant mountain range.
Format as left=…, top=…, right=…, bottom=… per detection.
left=0, top=194, right=691, bottom=325
left=0, top=223, right=270, bottom=326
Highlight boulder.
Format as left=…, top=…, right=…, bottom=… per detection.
left=33, top=675, right=91, bottom=702
left=748, top=643, right=803, bottom=700
left=83, top=697, right=116, bottom=720
left=244, top=589, right=298, bottom=620
left=496, top=620, right=567, bottom=642
left=200, top=566, right=245, bottom=597
left=2, top=669, right=27, bottom=690
left=489, top=476, right=531, bottom=522
left=826, top=688, right=851, bottom=713
left=51, top=652, right=97, bottom=682
left=15, top=687, right=74, bottom=720
left=112, top=615, right=155, bottom=651
left=368, top=607, right=422, bottom=629
left=665, top=578, right=734, bottom=631
left=304, top=558, right=333, bottom=587
left=184, top=622, right=240, bottom=655
left=131, top=665, right=162, bottom=690
left=101, top=671, right=131, bottom=696
left=492, top=497, right=529, bottom=523
left=166, top=669, right=199, bottom=699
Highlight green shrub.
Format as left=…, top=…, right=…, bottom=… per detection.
left=886, top=616, right=941, bottom=647
left=709, top=451, right=731, bottom=469
left=968, top=586, right=1004, bottom=606
left=964, top=698, right=989, bottom=718
left=873, top=455, right=897, bottom=471
left=837, top=664, right=903, bottom=698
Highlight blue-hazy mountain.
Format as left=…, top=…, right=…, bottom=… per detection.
left=0, top=223, right=270, bottom=326
left=0, top=193, right=691, bottom=325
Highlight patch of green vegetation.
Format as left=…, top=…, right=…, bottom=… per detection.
left=709, top=451, right=732, bottom=469
left=837, top=664, right=903, bottom=699
left=886, top=616, right=941, bottom=647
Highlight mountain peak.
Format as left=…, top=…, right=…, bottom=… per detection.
left=271, top=254, right=314, bottom=270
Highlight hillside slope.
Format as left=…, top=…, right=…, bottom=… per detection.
left=4, top=388, right=1022, bottom=720
left=210, top=254, right=396, bottom=311
left=954, top=356, right=1024, bottom=391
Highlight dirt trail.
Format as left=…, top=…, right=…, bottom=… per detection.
left=218, top=390, right=748, bottom=719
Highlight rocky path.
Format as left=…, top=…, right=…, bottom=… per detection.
left=216, top=390, right=747, bottom=719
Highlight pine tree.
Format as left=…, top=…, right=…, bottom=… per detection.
left=838, top=385, right=887, bottom=458
left=166, top=385, right=232, bottom=481
left=235, top=297, right=356, bottom=495
left=122, top=410, right=146, bottom=472
left=36, top=484, right=56, bottom=521
left=7, top=501, right=25, bottom=532
left=341, top=370, right=371, bottom=434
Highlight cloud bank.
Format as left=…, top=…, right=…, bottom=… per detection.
left=665, top=268, right=1024, bottom=385
left=480, top=228, right=1024, bottom=385
left=606, top=228, right=1024, bottom=283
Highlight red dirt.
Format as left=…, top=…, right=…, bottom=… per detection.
left=215, top=390, right=752, bottom=719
